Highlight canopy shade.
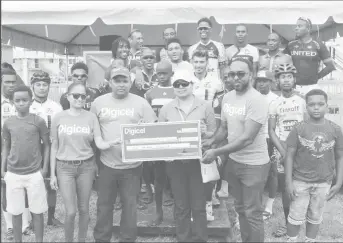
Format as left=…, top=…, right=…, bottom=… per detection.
left=2, top=1, right=343, bottom=55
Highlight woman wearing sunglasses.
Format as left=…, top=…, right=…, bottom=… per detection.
left=50, top=82, right=118, bottom=242
left=158, top=71, right=216, bottom=242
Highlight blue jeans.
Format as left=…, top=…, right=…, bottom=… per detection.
left=225, top=158, right=270, bottom=242
left=57, top=157, right=96, bottom=242
left=93, top=162, right=142, bottom=242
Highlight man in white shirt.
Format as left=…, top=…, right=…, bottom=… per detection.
left=29, top=71, right=64, bottom=227
left=226, top=24, right=259, bottom=78
left=166, top=38, right=193, bottom=76
left=188, top=17, right=226, bottom=80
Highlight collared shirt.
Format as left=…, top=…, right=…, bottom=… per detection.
left=259, top=51, right=293, bottom=73
left=159, top=96, right=217, bottom=136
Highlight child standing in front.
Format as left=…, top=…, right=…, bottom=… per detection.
left=285, top=89, right=343, bottom=242
left=1, top=85, right=50, bottom=242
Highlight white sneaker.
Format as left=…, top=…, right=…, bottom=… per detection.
left=206, top=201, right=214, bottom=221
left=217, top=180, right=229, bottom=198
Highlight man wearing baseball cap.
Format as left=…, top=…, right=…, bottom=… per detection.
left=255, top=70, right=279, bottom=221
left=91, top=67, right=157, bottom=242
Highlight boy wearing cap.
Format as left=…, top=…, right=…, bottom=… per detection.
left=255, top=70, right=279, bottom=220
left=91, top=67, right=157, bottom=242
left=30, top=71, right=64, bottom=227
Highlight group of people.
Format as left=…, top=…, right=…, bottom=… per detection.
left=1, top=15, right=342, bottom=243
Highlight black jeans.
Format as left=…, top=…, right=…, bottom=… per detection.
left=93, top=163, right=142, bottom=242
left=166, top=159, right=207, bottom=242
left=226, top=157, right=270, bottom=242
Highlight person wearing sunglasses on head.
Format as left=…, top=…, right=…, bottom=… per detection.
left=188, top=17, right=226, bottom=81
left=283, top=17, right=336, bottom=97
left=158, top=70, right=216, bottom=242
left=226, top=24, right=259, bottom=79
left=202, top=58, right=270, bottom=242
left=60, top=62, right=100, bottom=111
left=130, top=48, right=158, bottom=98
left=50, top=82, right=117, bottom=242
left=29, top=71, right=64, bottom=228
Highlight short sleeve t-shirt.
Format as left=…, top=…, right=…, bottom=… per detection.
left=51, top=110, right=101, bottom=161
left=188, top=40, right=226, bottom=78
left=91, top=93, right=157, bottom=169
left=145, top=86, right=175, bottom=116
left=226, top=44, right=259, bottom=64
left=192, top=73, right=224, bottom=104
left=284, top=39, right=331, bottom=85
left=221, top=88, right=269, bottom=165
left=286, top=119, right=343, bottom=183
left=3, top=114, right=49, bottom=175
left=269, top=94, right=306, bottom=141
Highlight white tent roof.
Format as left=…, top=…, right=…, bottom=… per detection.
left=2, top=1, right=343, bottom=55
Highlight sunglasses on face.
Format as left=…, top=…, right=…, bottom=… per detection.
left=143, top=56, right=155, bottom=60
left=173, top=81, right=191, bottom=88
left=197, top=27, right=210, bottom=31
left=70, top=93, right=87, bottom=100
left=227, top=71, right=247, bottom=79
left=72, top=74, right=88, bottom=79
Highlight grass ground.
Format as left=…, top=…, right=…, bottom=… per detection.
left=1, top=190, right=343, bottom=242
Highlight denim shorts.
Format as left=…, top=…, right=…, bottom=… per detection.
left=288, top=180, right=331, bottom=225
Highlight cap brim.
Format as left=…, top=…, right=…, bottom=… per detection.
left=111, top=74, right=129, bottom=79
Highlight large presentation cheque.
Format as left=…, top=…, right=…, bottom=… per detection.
left=120, top=121, right=202, bottom=163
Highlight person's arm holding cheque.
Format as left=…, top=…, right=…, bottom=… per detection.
left=202, top=96, right=268, bottom=164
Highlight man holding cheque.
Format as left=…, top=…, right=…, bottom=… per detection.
left=91, top=67, right=157, bottom=242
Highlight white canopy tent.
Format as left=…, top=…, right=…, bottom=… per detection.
left=2, top=1, right=343, bottom=56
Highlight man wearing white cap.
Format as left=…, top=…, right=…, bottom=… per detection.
left=91, top=67, right=157, bottom=242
